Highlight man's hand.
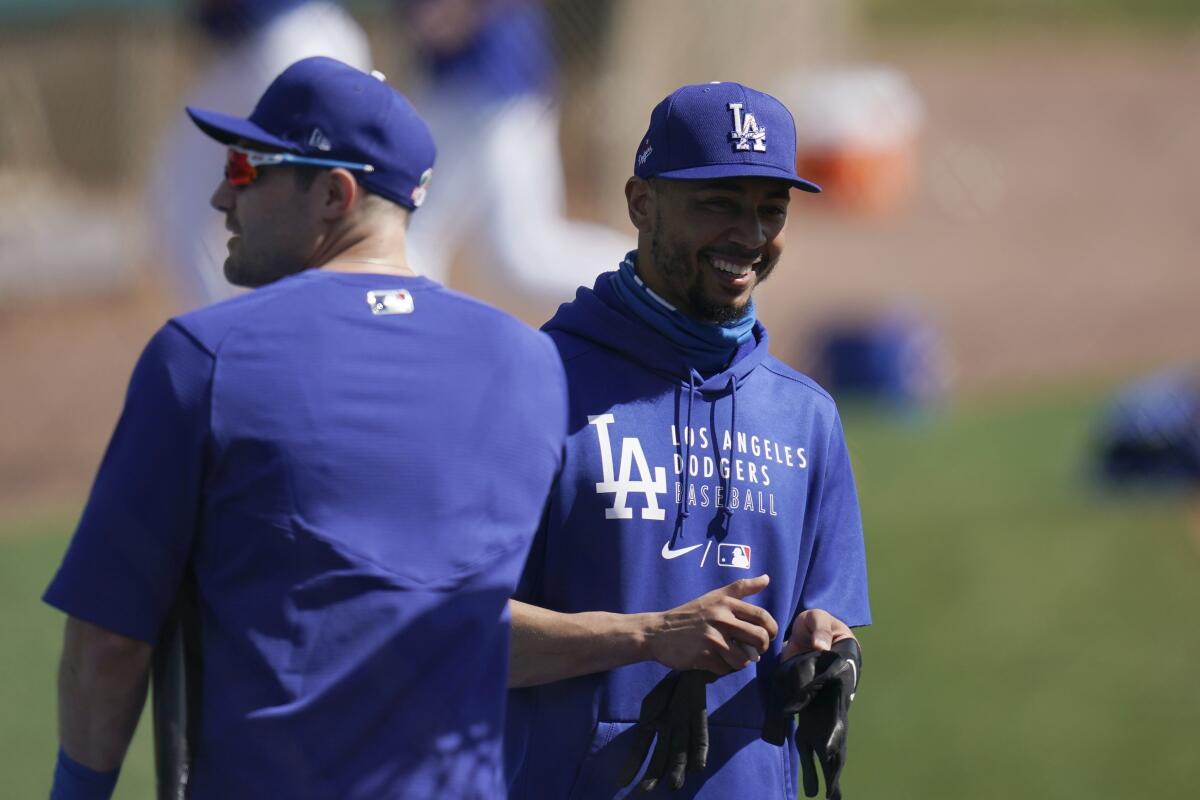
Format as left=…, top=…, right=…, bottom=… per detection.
left=763, top=638, right=861, bottom=800
left=645, top=575, right=778, bottom=675
left=617, top=670, right=712, bottom=792
left=781, top=608, right=855, bottom=662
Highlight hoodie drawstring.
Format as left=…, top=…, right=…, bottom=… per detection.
left=679, top=372, right=697, bottom=521
left=723, top=375, right=738, bottom=520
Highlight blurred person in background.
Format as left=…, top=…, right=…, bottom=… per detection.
left=505, top=81, right=870, bottom=799
left=46, top=57, right=565, bottom=799
left=399, top=0, right=633, bottom=305
left=154, top=0, right=630, bottom=311
left=150, top=0, right=370, bottom=305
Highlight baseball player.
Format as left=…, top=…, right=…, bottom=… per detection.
left=45, top=57, right=566, bottom=799
left=397, top=0, right=634, bottom=305
left=505, top=82, right=871, bottom=799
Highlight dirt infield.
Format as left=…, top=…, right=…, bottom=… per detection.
left=2, top=36, right=1197, bottom=521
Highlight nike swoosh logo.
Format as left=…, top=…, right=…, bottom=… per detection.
left=661, top=541, right=705, bottom=560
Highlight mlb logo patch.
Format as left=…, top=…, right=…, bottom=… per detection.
left=366, top=289, right=414, bottom=315
left=717, top=543, right=751, bottom=569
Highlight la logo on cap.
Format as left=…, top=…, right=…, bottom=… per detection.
left=728, top=103, right=766, bottom=152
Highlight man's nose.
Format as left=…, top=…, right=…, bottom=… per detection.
left=210, top=179, right=234, bottom=213
left=728, top=208, right=766, bottom=250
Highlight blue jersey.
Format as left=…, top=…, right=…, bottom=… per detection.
left=506, top=271, right=870, bottom=799
left=45, top=270, right=566, bottom=799
left=417, top=0, right=554, bottom=101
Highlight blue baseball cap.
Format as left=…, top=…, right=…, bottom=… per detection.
left=634, top=81, right=820, bottom=193
left=187, top=57, right=436, bottom=211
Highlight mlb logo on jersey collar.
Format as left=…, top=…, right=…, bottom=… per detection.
left=367, top=289, right=414, bottom=315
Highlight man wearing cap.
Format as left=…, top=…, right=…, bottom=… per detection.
left=45, top=57, right=566, bottom=799
left=505, top=82, right=871, bottom=799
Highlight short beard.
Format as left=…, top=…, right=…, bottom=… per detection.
left=224, top=255, right=300, bottom=289
left=650, top=212, right=756, bottom=326
left=694, top=286, right=751, bottom=325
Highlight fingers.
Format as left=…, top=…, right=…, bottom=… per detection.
left=799, top=741, right=820, bottom=797
left=735, top=641, right=762, bottom=664
left=715, top=631, right=775, bottom=671
left=727, top=598, right=780, bottom=642
left=637, top=726, right=670, bottom=792
left=717, top=573, right=769, bottom=599
left=706, top=599, right=777, bottom=654
left=648, top=583, right=780, bottom=672
left=821, top=741, right=845, bottom=800
left=693, top=615, right=778, bottom=672
left=788, top=608, right=852, bottom=653
left=620, top=672, right=680, bottom=788
left=780, top=636, right=800, bottom=662
left=661, top=688, right=709, bottom=791
left=664, top=725, right=689, bottom=790
left=688, top=704, right=709, bottom=773
left=806, top=612, right=834, bottom=652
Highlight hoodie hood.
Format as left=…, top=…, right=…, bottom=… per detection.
left=543, top=269, right=770, bottom=397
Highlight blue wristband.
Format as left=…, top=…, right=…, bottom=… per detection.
left=50, top=747, right=120, bottom=800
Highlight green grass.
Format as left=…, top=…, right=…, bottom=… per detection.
left=0, top=516, right=156, bottom=798
left=842, top=390, right=1200, bottom=799
left=862, top=0, right=1200, bottom=32
left=4, top=386, right=1197, bottom=798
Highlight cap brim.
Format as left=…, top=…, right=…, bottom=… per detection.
left=185, top=107, right=297, bottom=152
left=653, top=162, right=821, bottom=193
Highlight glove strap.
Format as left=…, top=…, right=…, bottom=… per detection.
left=831, top=638, right=862, bottom=699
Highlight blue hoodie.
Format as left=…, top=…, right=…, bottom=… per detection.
left=507, top=271, right=871, bottom=799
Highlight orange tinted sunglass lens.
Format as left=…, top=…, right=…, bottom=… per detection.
left=225, top=150, right=257, bottom=186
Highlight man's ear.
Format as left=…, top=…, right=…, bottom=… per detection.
left=625, top=177, right=656, bottom=234
left=318, top=168, right=360, bottom=221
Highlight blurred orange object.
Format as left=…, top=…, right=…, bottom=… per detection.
left=796, top=142, right=917, bottom=216
left=777, top=66, right=923, bottom=218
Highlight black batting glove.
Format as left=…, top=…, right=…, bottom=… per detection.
left=762, top=639, right=861, bottom=800
left=617, top=670, right=712, bottom=792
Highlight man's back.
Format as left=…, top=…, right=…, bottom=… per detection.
left=46, top=270, right=566, bottom=797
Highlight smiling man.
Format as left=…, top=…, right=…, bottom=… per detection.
left=505, top=83, right=872, bottom=799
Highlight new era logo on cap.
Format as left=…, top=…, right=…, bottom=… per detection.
left=634, top=81, right=820, bottom=193
left=308, top=127, right=332, bottom=152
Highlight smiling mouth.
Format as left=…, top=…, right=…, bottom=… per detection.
left=706, top=252, right=762, bottom=278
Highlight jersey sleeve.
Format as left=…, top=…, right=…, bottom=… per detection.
left=43, top=321, right=214, bottom=644
left=798, top=411, right=872, bottom=628
left=512, top=332, right=567, bottom=604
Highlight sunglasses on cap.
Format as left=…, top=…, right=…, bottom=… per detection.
left=224, top=146, right=376, bottom=187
